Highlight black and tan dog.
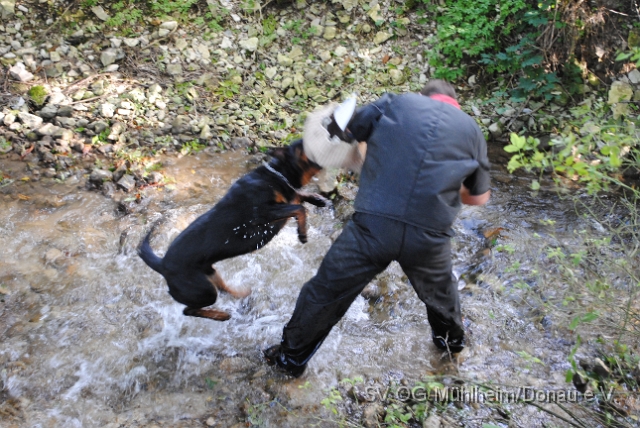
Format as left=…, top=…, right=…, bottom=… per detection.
left=138, top=139, right=327, bottom=321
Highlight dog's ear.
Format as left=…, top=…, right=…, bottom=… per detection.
left=266, top=146, right=288, bottom=161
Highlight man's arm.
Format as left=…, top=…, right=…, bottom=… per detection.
left=460, top=184, right=490, bottom=205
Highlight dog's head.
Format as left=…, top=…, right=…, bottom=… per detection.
left=267, top=139, right=322, bottom=188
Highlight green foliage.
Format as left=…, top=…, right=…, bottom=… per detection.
left=504, top=95, right=640, bottom=193
left=91, top=128, right=110, bottom=146
left=320, top=388, right=342, bottom=415
left=28, top=85, right=47, bottom=106
left=180, top=140, right=205, bottom=155
left=426, top=0, right=530, bottom=80
left=616, top=47, right=640, bottom=68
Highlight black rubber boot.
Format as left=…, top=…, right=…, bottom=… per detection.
left=432, top=333, right=465, bottom=354
left=263, top=345, right=307, bottom=378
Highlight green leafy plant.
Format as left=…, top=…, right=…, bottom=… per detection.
left=180, top=140, right=205, bottom=155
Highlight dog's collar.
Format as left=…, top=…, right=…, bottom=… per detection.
left=263, top=162, right=295, bottom=190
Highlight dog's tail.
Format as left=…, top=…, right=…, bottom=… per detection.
left=138, top=229, right=164, bottom=274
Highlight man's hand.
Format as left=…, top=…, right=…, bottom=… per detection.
left=460, top=184, right=490, bottom=206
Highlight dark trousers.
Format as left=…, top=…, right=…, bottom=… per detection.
left=280, top=212, right=464, bottom=367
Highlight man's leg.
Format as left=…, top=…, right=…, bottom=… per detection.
left=398, top=227, right=465, bottom=353
left=265, top=213, right=401, bottom=376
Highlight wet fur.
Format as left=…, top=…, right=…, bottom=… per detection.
left=138, top=140, right=327, bottom=321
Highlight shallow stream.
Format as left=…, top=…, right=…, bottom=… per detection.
left=0, top=147, right=612, bottom=427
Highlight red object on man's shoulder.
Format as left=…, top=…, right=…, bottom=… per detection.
left=428, top=94, right=461, bottom=110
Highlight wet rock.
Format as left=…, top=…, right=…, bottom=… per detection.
left=230, top=137, right=251, bottom=149
left=9, top=62, right=33, bottom=82
left=102, top=181, right=116, bottom=197
left=44, top=248, right=64, bottom=266
left=117, top=174, right=136, bottom=192
left=113, top=164, right=127, bottom=182
left=147, top=171, right=163, bottom=184
left=90, top=169, right=113, bottom=185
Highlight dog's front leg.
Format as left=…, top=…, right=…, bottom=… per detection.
left=298, top=192, right=330, bottom=207
left=266, top=204, right=309, bottom=243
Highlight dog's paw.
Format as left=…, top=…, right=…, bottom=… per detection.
left=230, top=288, right=251, bottom=299
left=298, top=234, right=308, bottom=244
left=309, top=194, right=331, bottom=207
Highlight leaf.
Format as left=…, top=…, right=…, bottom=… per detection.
left=616, top=52, right=632, bottom=61
left=503, top=144, right=519, bottom=153
left=530, top=180, right=540, bottom=191
left=569, top=312, right=599, bottom=330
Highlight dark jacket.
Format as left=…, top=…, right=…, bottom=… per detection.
left=348, top=92, right=490, bottom=234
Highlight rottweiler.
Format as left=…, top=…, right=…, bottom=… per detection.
left=138, top=139, right=327, bottom=321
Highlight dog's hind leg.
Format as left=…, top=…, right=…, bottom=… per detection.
left=209, top=268, right=251, bottom=298
left=183, top=307, right=231, bottom=321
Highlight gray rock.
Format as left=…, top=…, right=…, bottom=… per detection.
left=628, top=69, right=640, bottom=85
left=117, top=174, right=136, bottom=192
left=1, top=0, right=16, bottom=18
left=160, top=21, right=178, bottom=31
left=18, top=112, right=43, bottom=129
left=113, top=164, right=127, bottom=182
left=389, top=69, right=404, bottom=84
left=48, top=93, right=69, bottom=105
left=37, top=105, right=58, bottom=119
left=147, top=171, right=163, bottom=184
left=128, top=88, right=146, bottom=103
left=101, top=103, right=116, bottom=118
left=239, top=37, right=259, bottom=52
left=57, top=106, right=74, bottom=117
left=373, top=31, right=392, bottom=45
left=101, top=48, right=118, bottom=67
left=9, top=62, right=34, bottom=82
left=277, top=54, right=293, bottom=67
left=2, top=113, right=16, bottom=126
left=36, top=123, right=62, bottom=136
left=90, top=169, right=113, bottom=185
left=91, top=5, right=110, bottom=21
left=323, top=26, right=337, bottom=40
left=488, top=122, right=502, bottom=138
left=172, top=115, right=191, bottom=134
left=148, top=83, right=162, bottom=95
left=200, top=124, right=213, bottom=139
left=166, top=63, right=183, bottom=75
left=123, top=38, right=140, bottom=48
left=92, top=121, right=109, bottom=133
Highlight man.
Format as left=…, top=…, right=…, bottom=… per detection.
left=264, top=80, right=491, bottom=377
